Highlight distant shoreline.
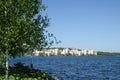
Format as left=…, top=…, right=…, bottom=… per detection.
left=26, top=54, right=120, bottom=56
left=97, top=51, right=120, bottom=56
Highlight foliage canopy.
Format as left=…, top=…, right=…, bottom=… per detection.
left=0, top=0, right=55, bottom=62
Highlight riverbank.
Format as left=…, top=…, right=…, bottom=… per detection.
left=0, top=62, right=59, bottom=80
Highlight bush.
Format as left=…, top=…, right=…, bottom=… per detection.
left=0, top=62, right=56, bottom=80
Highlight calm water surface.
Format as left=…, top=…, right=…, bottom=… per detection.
left=10, top=56, right=120, bottom=80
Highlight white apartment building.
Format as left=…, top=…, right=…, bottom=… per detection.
left=33, top=48, right=97, bottom=56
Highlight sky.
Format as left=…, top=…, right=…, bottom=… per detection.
left=43, top=0, right=120, bottom=52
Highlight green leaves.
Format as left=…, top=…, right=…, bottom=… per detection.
left=0, top=0, right=59, bottom=78
left=0, top=62, right=56, bottom=80
left=0, top=0, right=57, bottom=61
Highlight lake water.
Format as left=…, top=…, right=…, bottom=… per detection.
left=9, top=56, right=120, bottom=80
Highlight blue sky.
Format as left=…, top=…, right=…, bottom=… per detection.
left=43, top=0, right=120, bottom=52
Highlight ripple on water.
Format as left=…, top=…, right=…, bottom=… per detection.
left=9, top=56, right=120, bottom=80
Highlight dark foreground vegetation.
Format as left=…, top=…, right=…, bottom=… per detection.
left=97, top=51, right=120, bottom=56
left=0, top=62, right=56, bottom=80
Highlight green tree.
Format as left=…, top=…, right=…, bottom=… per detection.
left=0, top=0, right=55, bottom=78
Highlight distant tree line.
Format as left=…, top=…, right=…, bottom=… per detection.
left=97, top=51, right=120, bottom=56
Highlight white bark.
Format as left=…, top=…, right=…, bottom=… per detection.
left=5, top=60, right=9, bottom=78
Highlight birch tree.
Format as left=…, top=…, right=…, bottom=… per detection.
left=0, top=0, right=55, bottom=78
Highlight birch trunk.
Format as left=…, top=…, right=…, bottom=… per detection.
left=4, top=0, right=9, bottom=78
left=5, top=60, right=8, bottom=78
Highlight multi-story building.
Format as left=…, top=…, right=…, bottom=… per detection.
left=33, top=48, right=97, bottom=56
